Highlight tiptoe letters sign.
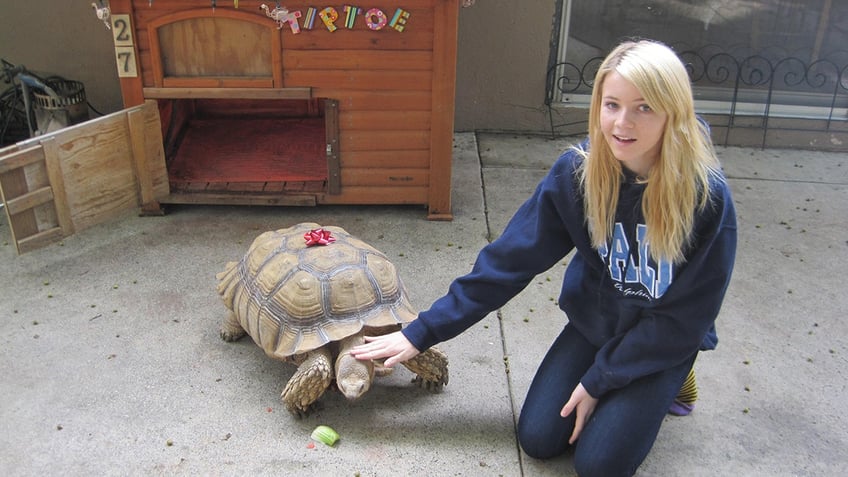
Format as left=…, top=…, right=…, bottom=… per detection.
left=265, top=5, right=412, bottom=33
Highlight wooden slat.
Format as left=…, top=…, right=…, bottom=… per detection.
left=0, top=144, right=44, bottom=175
left=15, top=227, right=65, bottom=254
left=137, top=50, right=155, bottom=88
left=127, top=108, right=155, bottom=206
left=162, top=77, right=275, bottom=88
left=184, top=182, right=211, bottom=192
left=341, top=168, right=429, bottom=187
left=340, top=150, right=430, bottom=169
left=283, top=50, right=433, bottom=71
left=341, top=111, right=430, bottom=131
left=341, top=130, right=430, bottom=152
left=144, top=87, right=312, bottom=100
left=270, top=26, right=284, bottom=87
left=426, top=0, right=459, bottom=219
left=192, top=97, right=318, bottom=117
left=324, top=90, right=432, bottom=111
left=144, top=102, right=170, bottom=195
left=172, top=180, right=327, bottom=192
left=0, top=153, right=40, bottom=249
left=285, top=70, right=431, bottom=91
left=4, top=186, right=53, bottom=215
left=262, top=183, right=284, bottom=193
left=143, top=4, right=281, bottom=26
left=283, top=30, right=434, bottom=51
left=161, top=192, right=317, bottom=207
left=233, top=182, right=268, bottom=192
left=318, top=186, right=429, bottom=205
left=41, top=137, right=74, bottom=236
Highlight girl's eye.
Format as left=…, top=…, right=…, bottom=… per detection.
left=604, top=102, right=618, bottom=110
left=639, top=104, right=653, bottom=112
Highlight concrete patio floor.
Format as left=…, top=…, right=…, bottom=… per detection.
left=1, top=132, right=846, bottom=476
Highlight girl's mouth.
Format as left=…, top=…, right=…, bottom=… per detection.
left=613, top=134, right=636, bottom=143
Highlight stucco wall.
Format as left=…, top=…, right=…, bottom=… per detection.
left=0, top=1, right=556, bottom=134
left=454, top=0, right=556, bottom=132
left=0, top=2, right=126, bottom=117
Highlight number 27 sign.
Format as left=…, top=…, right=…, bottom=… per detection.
left=111, top=14, right=138, bottom=78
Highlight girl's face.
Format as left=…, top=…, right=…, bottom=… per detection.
left=599, top=71, right=668, bottom=178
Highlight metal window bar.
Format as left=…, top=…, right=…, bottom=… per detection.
left=546, top=47, right=848, bottom=149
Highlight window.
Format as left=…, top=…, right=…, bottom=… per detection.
left=551, top=0, right=848, bottom=119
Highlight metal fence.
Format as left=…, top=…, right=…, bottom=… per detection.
left=546, top=45, right=848, bottom=150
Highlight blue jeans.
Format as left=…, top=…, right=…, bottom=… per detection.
left=517, top=324, right=697, bottom=477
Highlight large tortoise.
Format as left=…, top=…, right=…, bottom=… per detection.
left=217, top=222, right=449, bottom=415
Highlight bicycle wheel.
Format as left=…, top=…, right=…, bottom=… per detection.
left=0, top=84, right=30, bottom=146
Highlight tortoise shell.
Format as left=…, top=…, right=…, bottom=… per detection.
left=216, top=222, right=417, bottom=358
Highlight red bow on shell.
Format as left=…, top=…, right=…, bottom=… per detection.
left=304, top=228, right=336, bottom=246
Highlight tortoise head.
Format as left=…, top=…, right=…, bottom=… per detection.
left=335, top=350, right=375, bottom=401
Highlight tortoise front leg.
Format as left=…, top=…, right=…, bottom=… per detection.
left=281, top=347, right=333, bottom=416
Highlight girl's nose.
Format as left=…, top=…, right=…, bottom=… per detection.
left=616, top=109, right=635, bottom=128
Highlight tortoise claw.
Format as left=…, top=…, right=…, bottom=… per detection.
left=411, top=375, right=446, bottom=391
left=219, top=328, right=245, bottom=342
left=219, top=312, right=246, bottom=342
left=285, top=399, right=323, bottom=418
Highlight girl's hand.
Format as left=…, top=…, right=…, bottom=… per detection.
left=349, top=331, right=420, bottom=368
left=560, top=383, right=598, bottom=444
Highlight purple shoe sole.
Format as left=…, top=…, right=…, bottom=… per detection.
left=668, top=400, right=695, bottom=416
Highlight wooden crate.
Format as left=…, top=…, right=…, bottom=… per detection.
left=0, top=102, right=167, bottom=253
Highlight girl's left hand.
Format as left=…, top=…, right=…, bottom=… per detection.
left=560, top=383, right=598, bottom=444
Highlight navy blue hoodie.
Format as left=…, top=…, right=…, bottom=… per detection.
left=402, top=144, right=737, bottom=398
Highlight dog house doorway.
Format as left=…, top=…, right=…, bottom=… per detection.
left=157, top=96, right=340, bottom=204
left=140, top=9, right=340, bottom=206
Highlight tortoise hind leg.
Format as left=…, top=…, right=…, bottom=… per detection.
left=220, top=311, right=246, bottom=342
left=281, top=347, right=334, bottom=416
left=402, top=346, right=449, bottom=389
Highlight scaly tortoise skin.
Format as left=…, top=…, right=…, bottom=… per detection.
left=217, top=222, right=448, bottom=415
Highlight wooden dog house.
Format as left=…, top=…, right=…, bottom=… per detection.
left=0, top=0, right=460, bottom=253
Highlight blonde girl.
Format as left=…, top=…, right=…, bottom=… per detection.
left=352, top=39, right=737, bottom=477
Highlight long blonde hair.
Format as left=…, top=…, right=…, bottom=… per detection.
left=577, top=40, right=721, bottom=264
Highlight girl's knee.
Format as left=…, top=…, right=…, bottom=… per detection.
left=517, top=417, right=569, bottom=460
left=518, top=432, right=554, bottom=460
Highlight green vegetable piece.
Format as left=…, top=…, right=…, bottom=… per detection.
left=311, top=425, right=339, bottom=446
